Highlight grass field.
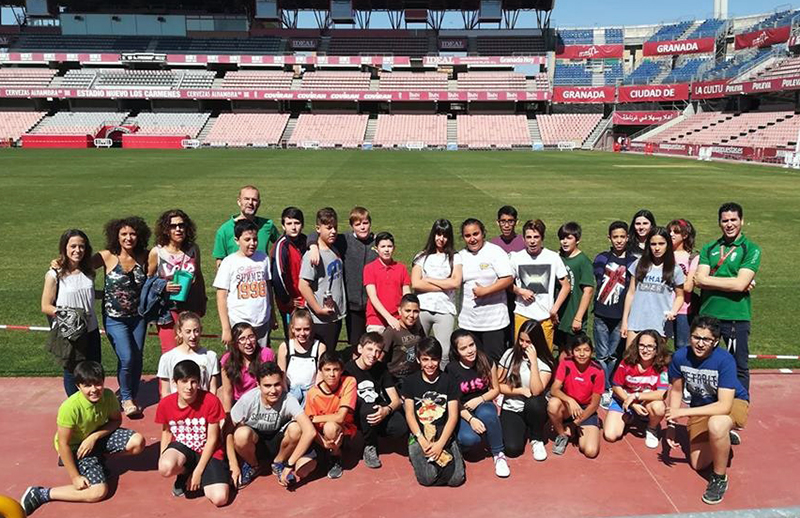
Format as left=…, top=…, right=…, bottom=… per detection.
left=1, top=148, right=798, bottom=376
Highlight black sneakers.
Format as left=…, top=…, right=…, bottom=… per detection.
left=729, top=430, right=741, bottom=446
left=327, top=456, right=343, bottom=479
left=172, top=473, right=188, bottom=497
left=702, top=473, right=729, bottom=505
left=20, top=486, right=47, bottom=515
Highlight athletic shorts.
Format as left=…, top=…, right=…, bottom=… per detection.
left=255, top=429, right=284, bottom=463
left=688, top=399, right=749, bottom=443
left=313, top=420, right=357, bottom=438
left=71, top=428, right=136, bottom=485
left=565, top=404, right=599, bottom=428
left=165, top=442, right=230, bottom=487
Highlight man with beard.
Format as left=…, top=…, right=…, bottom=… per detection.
left=213, top=185, right=279, bottom=268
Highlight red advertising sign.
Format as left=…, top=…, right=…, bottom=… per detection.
left=617, top=83, right=689, bottom=102
left=691, top=79, right=731, bottom=99
left=612, top=111, right=679, bottom=125
left=735, top=26, right=791, bottom=49
left=555, top=44, right=624, bottom=59
left=0, top=87, right=551, bottom=102
left=643, top=37, right=715, bottom=56
left=439, top=38, right=468, bottom=50
left=552, top=86, right=615, bottom=104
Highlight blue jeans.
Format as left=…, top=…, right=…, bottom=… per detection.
left=669, top=314, right=691, bottom=349
left=104, top=315, right=146, bottom=401
left=593, top=315, right=623, bottom=390
left=719, top=320, right=751, bottom=394
left=456, top=401, right=504, bottom=456
left=63, top=328, right=102, bottom=396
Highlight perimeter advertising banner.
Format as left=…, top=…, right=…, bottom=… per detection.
left=691, top=79, right=731, bottom=99
left=552, top=86, right=615, bottom=103
left=735, top=26, right=791, bottom=49
left=555, top=44, right=624, bottom=59
left=617, top=83, right=689, bottom=102
left=612, top=111, right=679, bottom=125
left=642, top=37, right=715, bottom=56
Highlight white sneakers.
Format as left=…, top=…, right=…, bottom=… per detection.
left=645, top=426, right=660, bottom=449
left=531, top=440, right=548, bottom=461
left=493, top=453, right=510, bottom=478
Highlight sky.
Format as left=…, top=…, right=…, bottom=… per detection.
left=0, top=0, right=790, bottom=28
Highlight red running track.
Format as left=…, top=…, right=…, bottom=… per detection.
left=1, top=373, right=797, bottom=518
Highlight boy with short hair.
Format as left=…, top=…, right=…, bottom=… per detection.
left=490, top=205, right=525, bottom=254
left=299, top=208, right=347, bottom=349
left=21, top=361, right=146, bottom=516
left=271, top=207, right=308, bottom=341
left=345, top=332, right=408, bottom=468
left=308, top=206, right=378, bottom=348
left=156, top=360, right=230, bottom=507
left=304, top=351, right=357, bottom=479
left=555, top=222, right=595, bottom=351
left=510, top=219, right=571, bottom=350
left=666, top=316, right=750, bottom=505
left=228, top=362, right=317, bottom=489
left=364, top=231, right=412, bottom=334
left=383, top=294, right=427, bottom=376
left=213, top=219, right=275, bottom=348
left=592, top=221, right=636, bottom=407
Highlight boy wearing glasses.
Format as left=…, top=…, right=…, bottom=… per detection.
left=665, top=316, right=749, bottom=505
left=490, top=205, right=525, bottom=254
left=213, top=219, right=275, bottom=348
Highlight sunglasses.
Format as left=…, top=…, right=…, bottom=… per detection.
left=169, top=223, right=186, bottom=230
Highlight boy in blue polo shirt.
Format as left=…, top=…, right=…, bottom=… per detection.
left=20, top=361, right=146, bottom=515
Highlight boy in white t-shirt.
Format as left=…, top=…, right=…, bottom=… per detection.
left=213, top=219, right=276, bottom=348
left=510, top=219, right=571, bottom=350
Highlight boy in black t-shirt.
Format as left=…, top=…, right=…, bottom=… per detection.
left=401, top=337, right=465, bottom=487
left=383, top=294, right=425, bottom=382
left=344, top=332, right=408, bottom=469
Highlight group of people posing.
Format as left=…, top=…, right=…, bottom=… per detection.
left=24, top=186, right=761, bottom=514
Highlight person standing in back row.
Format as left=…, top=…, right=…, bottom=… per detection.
left=213, top=185, right=279, bottom=268
left=694, top=203, right=761, bottom=393
left=491, top=206, right=526, bottom=347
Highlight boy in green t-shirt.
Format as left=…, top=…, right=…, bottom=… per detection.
left=20, top=361, right=145, bottom=515
left=555, top=222, right=595, bottom=355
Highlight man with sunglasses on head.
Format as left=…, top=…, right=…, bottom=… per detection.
left=213, top=185, right=279, bottom=269
left=694, top=202, right=761, bottom=393
left=665, top=316, right=749, bottom=506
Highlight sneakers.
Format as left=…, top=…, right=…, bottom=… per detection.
left=238, top=461, right=257, bottom=488
left=600, top=390, right=613, bottom=410
left=729, top=430, right=741, bottom=446
left=327, top=456, right=343, bottom=479
left=702, top=473, right=729, bottom=505
left=682, top=386, right=692, bottom=405
left=172, top=473, right=188, bottom=497
left=20, top=486, right=47, bottom=515
left=493, top=453, right=510, bottom=478
left=531, top=440, right=548, bottom=461
left=552, top=434, right=569, bottom=456
left=271, top=461, right=284, bottom=478
left=645, top=426, right=660, bottom=449
left=362, top=445, right=382, bottom=469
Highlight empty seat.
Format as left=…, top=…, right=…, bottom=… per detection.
left=373, top=114, right=447, bottom=147
left=288, top=114, right=368, bottom=148
left=537, top=113, right=602, bottom=146
left=300, top=72, right=371, bottom=90
left=127, top=112, right=210, bottom=138
left=221, top=71, right=293, bottom=90
left=456, top=115, right=531, bottom=149
left=31, top=112, right=128, bottom=135
left=203, top=113, right=290, bottom=146
left=0, top=111, right=47, bottom=141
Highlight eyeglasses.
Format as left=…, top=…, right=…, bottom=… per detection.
left=169, top=223, right=186, bottom=230
left=638, top=344, right=657, bottom=351
left=237, top=335, right=257, bottom=343
left=690, top=334, right=716, bottom=345
left=498, top=219, right=516, bottom=226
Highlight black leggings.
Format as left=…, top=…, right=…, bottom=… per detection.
left=357, top=401, right=409, bottom=446
left=470, top=328, right=508, bottom=364
left=500, top=394, right=548, bottom=458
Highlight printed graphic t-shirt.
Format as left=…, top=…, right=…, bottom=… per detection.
left=668, top=346, right=749, bottom=407
left=510, top=248, right=568, bottom=321
left=344, top=360, right=395, bottom=407
left=554, top=358, right=605, bottom=406
left=401, top=371, right=460, bottom=440
left=155, top=390, right=226, bottom=459
left=213, top=251, right=272, bottom=328
left=445, top=360, right=492, bottom=404
left=230, top=389, right=303, bottom=434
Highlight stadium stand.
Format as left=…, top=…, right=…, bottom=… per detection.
left=553, top=63, right=592, bottom=86
left=537, top=113, right=603, bottom=147
left=605, top=28, right=624, bottom=44
left=378, top=72, right=448, bottom=91
left=0, top=111, right=46, bottom=142
left=30, top=112, right=128, bottom=135
left=57, top=69, right=215, bottom=90
left=645, top=112, right=735, bottom=143
left=0, top=68, right=56, bottom=88
left=653, top=112, right=797, bottom=148
left=10, top=34, right=151, bottom=53
left=457, top=72, right=527, bottom=90
left=203, top=113, right=290, bottom=147
left=741, top=10, right=797, bottom=32
left=153, top=37, right=283, bottom=55
left=300, top=72, right=371, bottom=90
left=732, top=113, right=800, bottom=149
left=288, top=114, right=368, bottom=148
left=327, top=36, right=428, bottom=56
left=662, top=57, right=712, bottom=84
left=126, top=113, right=210, bottom=137
left=456, top=115, right=531, bottom=149
left=647, top=21, right=693, bottom=41
left=475, top=36, right=546, bottom=55
left=685, top=19, right=725, bottom=39
left=372, top=114, right=447, bottom=148
left=624, top=59, right=668, bottom=85
left=554, top=61, right=621, bottom=86
left=220, top=71, right=294, bottom=90
left=746, top=56, right=800, bottom=80
left=558, top=29, right=594, bottom=45
left=701, top=48, right=775, bottom=80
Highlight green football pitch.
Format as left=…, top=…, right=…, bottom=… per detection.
left=0, top=148, right=797, bottom=375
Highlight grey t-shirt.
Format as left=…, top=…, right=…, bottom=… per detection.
left=627, top=260, right=685, bottom=336
left=300, top=247, right=346, bottom=324
left=230, top=388, right=303, bottom=434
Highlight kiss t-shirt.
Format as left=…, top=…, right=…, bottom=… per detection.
left=445, top=361, right=492, bottom=404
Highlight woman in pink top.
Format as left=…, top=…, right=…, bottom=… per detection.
left=668, top=219, right=699, bottom=349
left=220, top=322, right=276, bottom=412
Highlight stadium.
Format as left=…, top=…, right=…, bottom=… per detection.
left=1, top=0, right=799, bottom=517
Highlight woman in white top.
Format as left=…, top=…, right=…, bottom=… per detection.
left=456, top=218, right=514, bottom=363
left=41, top=229, right=101, bottom=396
left=411, top=219, right=462, bottom=367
